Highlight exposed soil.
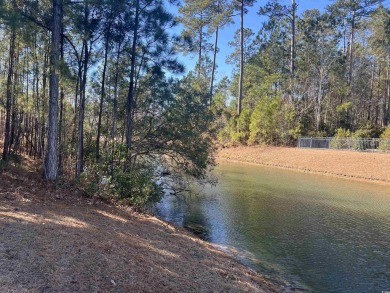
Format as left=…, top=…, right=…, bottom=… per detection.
left=217, top=145, right=390, bottom=185
left=0, top=160, right=288, bottom=292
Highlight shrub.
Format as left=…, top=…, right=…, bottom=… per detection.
left=350, top=124, right=383, bottom=150
left=234, top=108, right=252, bottom=143
left=333, top=128, right=351, bottom=137
left=80, top=143, right=162, bottom=210
left=111, top=165, right=162, bottom=210
left=249, top=95, right=299, bottom=145
left=330, top=128, right=351, bottom=149
left=219, top=108, right=251, bottom=144
left=379, top=126, right=390, bottom=152
left=307, top=130, right=328, bottom=138
left=352, top=128, right=371, bottom=150
left=352, top=138, right=366, bottom=151
left=353, top=128, right=371, bottom=139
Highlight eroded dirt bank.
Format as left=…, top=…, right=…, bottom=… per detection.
left=217, top=146, right=390, bottom=185
left=0, top=165, right=288, bottom=293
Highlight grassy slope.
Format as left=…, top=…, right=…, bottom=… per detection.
left=217, top=145, right=390, bottom=185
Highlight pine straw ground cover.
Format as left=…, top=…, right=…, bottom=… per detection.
left=0, top=161, right=286, bottom=293
left=217, top=145, right=390, bottom=185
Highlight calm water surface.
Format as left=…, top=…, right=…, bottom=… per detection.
left=155, top=161, right=390, bottom=292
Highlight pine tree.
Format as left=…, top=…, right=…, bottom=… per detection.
left=327, top=0, right=383, bottom=89
left=234, top=0, right=255, bottom=115
left=178, top=0, right=214, bottom=76
left=208, top=0, right=233, bottom=102
left=44, top=0, right=62, bottom=180
left=259, top=0, right=297, bottom=96
left=1, top=0, right=18, bottom=162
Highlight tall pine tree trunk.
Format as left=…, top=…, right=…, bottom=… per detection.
left=33, top=35, right=40, bottom=159
left=71, top=57, right=82, bottom=158
left=76, top=41, right=88, bottom=178
left=2, top=27, right=16, bottom=161
left=112, top=41, right=121, bottom=142
left=45, top=0, right=62, bottom=180
left=238, top=0, right=244, bottom=115
left=209, top=25, right=218, bottom=103
left=198, top=11, right=203, bottom=77
left=343, top=18, right=347, bottom=56
left=96, top=31, right=110, bottom=161
left=375, top=63, right=381, bottom=125
left=76, top=1, right=89, bottom=178
left=348, top=10, right=356, bottom=89
left=209, top=0, right=220, bottom=104
left=385, top=58, right=390, bottom=125
left=58, top=14, right=65, bottom=176
left=9, top=39, right=19, bottom=153
left=368, top=63, right=375, bottom=122
left=290, top=0, right=296, bottom=78
left=126, top=0, right=140, bottom=157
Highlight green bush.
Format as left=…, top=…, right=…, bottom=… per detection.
left=249, top=95, right=299, bottom=145
left=353, top=128, right=371, bottom=139
left=330, top=128, right=351, bottom=149
left=352, top=129, right=370, bottom=150
left=81, top=143, right=162, bottom=209
left=307, top=130, right=328, bottom=137
left=333, top=128, right=352, bottom=137
left=352, top=138, right=366, bottom=151
left=111, top=165, right=162, bottom=210
left=349, top=124, right=383, bottom=150
left=218, top=108, right=251, bottom=144
left=379, top=126, right=390, bottom=151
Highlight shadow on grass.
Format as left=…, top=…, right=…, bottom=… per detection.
left=0, top=170, right=281, bottom=293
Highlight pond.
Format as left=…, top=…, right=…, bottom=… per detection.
left=155, top=161, right=390, bottom=292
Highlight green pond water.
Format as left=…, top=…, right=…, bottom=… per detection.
left=155, top=161, right=390, bottom=292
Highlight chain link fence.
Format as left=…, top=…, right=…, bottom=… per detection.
left=298, top=137, right=390, bottom=153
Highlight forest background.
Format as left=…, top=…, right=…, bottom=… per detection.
left=0, top=0, right=389, bottom=206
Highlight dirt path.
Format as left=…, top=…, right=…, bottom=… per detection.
left=217, top=146, right=390, bottom=185
left=0, top=165, right=288, bottom=293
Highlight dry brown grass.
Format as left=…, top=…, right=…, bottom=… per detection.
left=217, top=145, right=390, bottom=185
left=0, top=162, right=286, bottom=292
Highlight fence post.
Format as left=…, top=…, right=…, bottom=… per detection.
left=310, top=137, right=313, bottom=148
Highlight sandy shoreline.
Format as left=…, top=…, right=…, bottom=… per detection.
left=217, top=146, right=390, bottom=185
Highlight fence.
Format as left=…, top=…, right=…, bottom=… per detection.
left=297, top=137, right=390, bottom=153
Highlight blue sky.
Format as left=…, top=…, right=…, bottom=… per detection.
left=169, top=0, right=331, bottom=80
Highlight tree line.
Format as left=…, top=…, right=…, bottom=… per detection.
left=177, top=0, right=390, bottom=145
left=0, top=0, right=217, bottom=206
